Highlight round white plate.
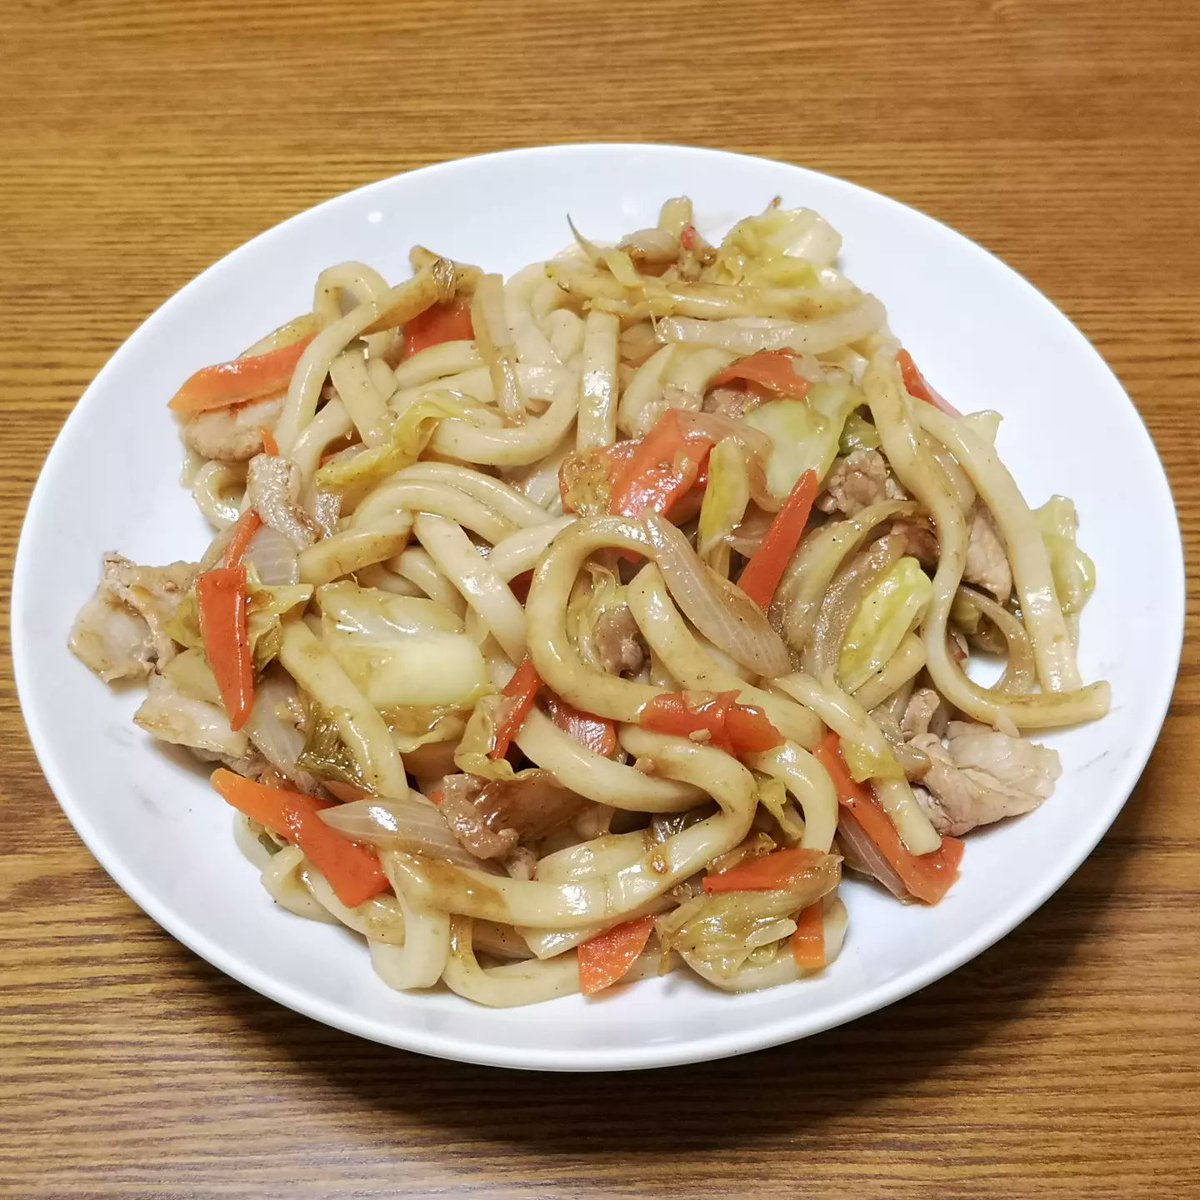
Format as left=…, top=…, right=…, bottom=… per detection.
left=13, top=144, right=1184, bottom=1071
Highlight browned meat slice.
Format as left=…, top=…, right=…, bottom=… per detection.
left=817, top=449, right=906, bottom=517
left=890, top=516, right=938, bottom=568
left=438, top=771, right=584, bottom=860
left=702, top=385, right=763, bottom=422
left=594, top=605, right=648, bottom=677
left=245, top=453, right=319, bottom=550
left=69, top=554, right=196, bottom=681
left=909, top=720, right=1060, bottom=836
left=181, top=394, right=284, bottom=463
left=963, top=506, right=1012, bottom=603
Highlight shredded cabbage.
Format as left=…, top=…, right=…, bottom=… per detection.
left=1034, top=496, right=1096, bottom=618
left=744, top=380, right=860, bottom=497
left=755, top=776, right=806, bottom=845
left=565, top=563, right=630, bottom=673
left=315, top=581, right=488, bottom=709
left=315, top=393, right=474, bottom=493
left=164, top=570, right=312, bottom=673
left=315, top=580, right=463, bottom=637
left=838, top=556, right=933, bottom=692
left=696, top=437, right=750, bottom=575
left=296, top=704, right=371, bottom=790
left=712, top=207, right=842, bottom=288
left=656, top=852, right=840, bottom=980
left=161, top=646, right=220, bottom=704
left=453, top=695, right=543, bottom=783
left=839, top=736, right=908, bottom=783
left=838, top=411, right=881, bottom=454
left=383, top=705, right=468, bottom=754
left=656, top=889, right=802, bottom=980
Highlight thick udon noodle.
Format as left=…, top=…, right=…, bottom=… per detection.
left=73, top=198, right=1109, bottom=1006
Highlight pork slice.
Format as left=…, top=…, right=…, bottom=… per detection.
left=181, top=394, right=285, bottom=463
left=133, top=672, right=251, bottom=759
left=909, top=720, right=1061, bottom=836
left=595, top=605, right=648, bottom=677
left=817, top=449, right=906, bottom=517
left=438, top=771, right=584, bottom=861
left=69, top=554, right=196, bottom=681
left=245, top=452, right=319, bottom=550
left=963, top=506, right=1012, bottom=603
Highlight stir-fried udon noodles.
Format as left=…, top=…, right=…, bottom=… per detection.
left=70, top=198, right=1109, bottom=1005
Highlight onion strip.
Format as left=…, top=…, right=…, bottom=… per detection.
left=644, top=513, right=791, bottom=679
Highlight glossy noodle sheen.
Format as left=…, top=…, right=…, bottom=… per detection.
left=68, top=197, right=1109, bottom=1006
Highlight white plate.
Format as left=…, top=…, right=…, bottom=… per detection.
left=13, top=144, right=1184, bottom=1071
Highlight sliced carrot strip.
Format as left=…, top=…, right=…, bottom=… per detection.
left=814, top=732, right=963, bottom=904
left=211, top=770, right=387, bottom=907
left=791, top=902, right=826, bottom=969
left=704, top=847, right=828, bottom=894
left=736, top=469, right=818, bottom=609
left=403, top=298, right=474, bottom=358
left=710, top=349, right=810, bottom=400
left=578, top=916, right=655, bottom=995
left=223, top=510, right=262, bottom=569
left=196, top=566, right=253, bottom=731
left=489, top=657, right=542, bottom=760
left=168, top=333, right=316, bottom=414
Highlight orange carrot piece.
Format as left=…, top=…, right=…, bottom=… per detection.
left=639, top=690, right=784, bottom=757
left=402, top=298, right=474, bottom=358
left=489, top=657, right=542, bottom=760
left=168, top=333, right=316, bottom=414
left=210, top=769, right=387, bottom=907
left=704, top=847, right=829, bottom=894
left=259, top=427, right=279, bottom=456
left=578, top=916, right=655, bottom=996
left=196, top=566, right=254, bottom=731
left=223, top=510, right=262, bottom=569
left=791, top=902, right=826, bottom=970
left=607, top=410, right=714, bottom=520
left=897, top=349, right=961, bottom=417
left=736, top=469, right=818, bottom=609
left=813, top=732, right=963, bottom=904
left=710, top=349, right=810, bottom=400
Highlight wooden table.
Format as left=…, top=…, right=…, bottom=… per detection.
left=2, top=1, right=1197, bottom=1195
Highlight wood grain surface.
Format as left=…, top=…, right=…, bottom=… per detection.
left=2, top=1, right=1198, bottom=1196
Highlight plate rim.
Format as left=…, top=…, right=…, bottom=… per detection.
left=11, top=142, right=1187, bottom=1071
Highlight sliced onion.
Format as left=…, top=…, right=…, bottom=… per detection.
left=954, top=585, right=1036, bottom=695
left=802, top=533, right=905, bottom=679
left=836, top=812, right=909, bottom=900
left=565, top=214, right=605, bottom=265
left=644, top=512, right=791, bottom=678
left=243, top=669, right=317, bottom=791
left=245, top=524, right=301, bottom=585
left=246, top=454, right=317, bottom=550
left=726, top=507, right=774, bottom=556
left=320, top=795, right=488, bottom=870
left=471, top=274, right=524, bottom=424
left=674, top=410, right=773, bottom=459
left=618, top=226, right=679, bottom=263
